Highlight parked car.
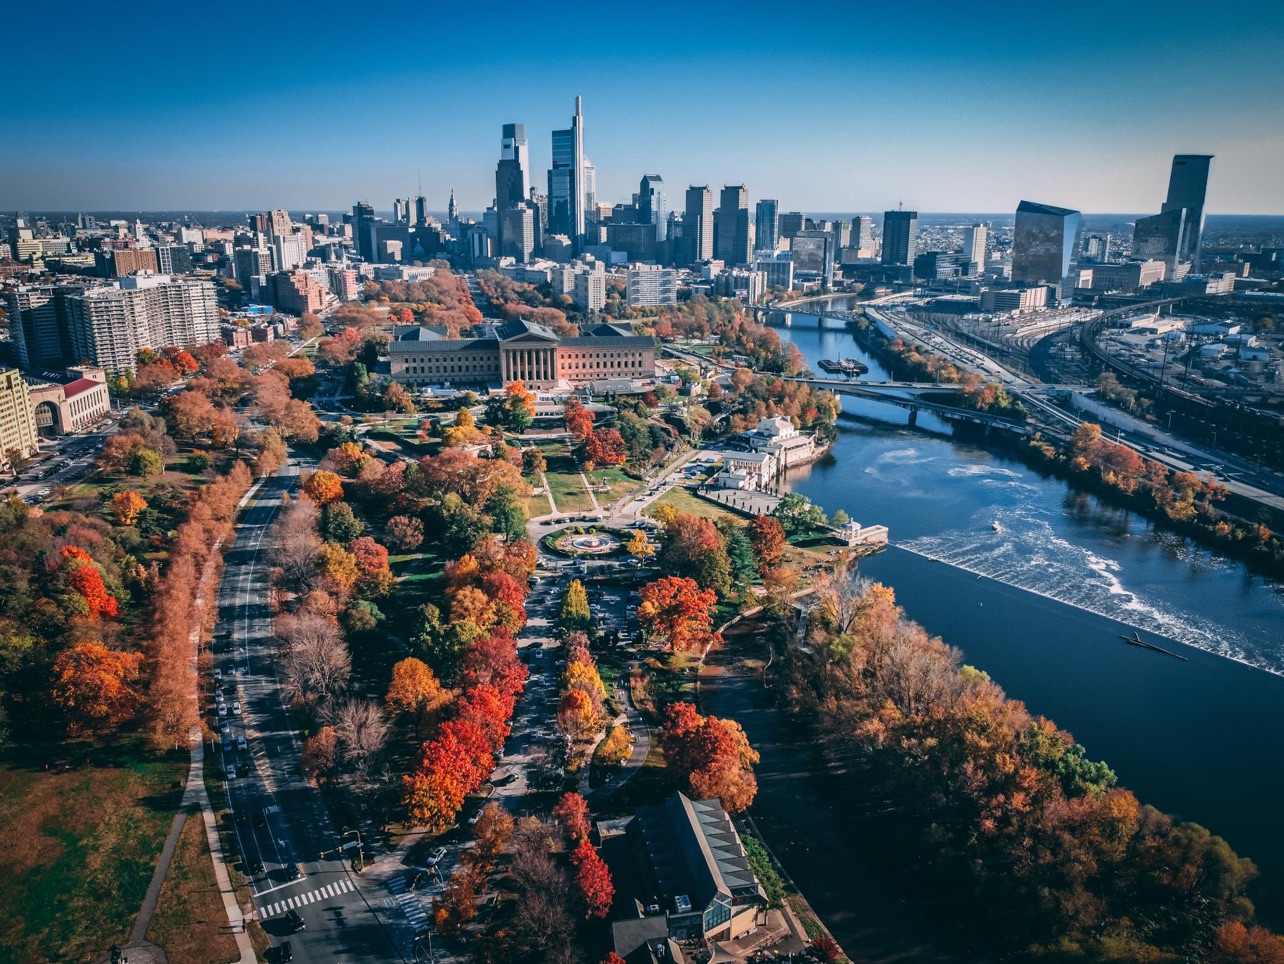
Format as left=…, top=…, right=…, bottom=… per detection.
left=225, top=765, right=236, bottom=780
left=237, top=735, right=248, bottom=751
left=232, top=701, right=242, bottom=716
left=467, top=807, right=485, bottom=826
left=218, top=703, right=228, bottom=717
left=426, top=846, right=448, bottom=867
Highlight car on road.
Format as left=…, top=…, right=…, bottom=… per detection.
left=286, top=863, right=301, bottom=881
left=218, top=703, right=228, bottom=717
left=225, top=765, right=236, bottom=780
left=232, top=701, right=241, bottom=716
left=222, top=737, right=233, bottom=753
left=426, top=845, right=448, bottom=866
left=467, top=807, right=485, bottom=826
left=237, top=735, right=248, bottom=751
left=220, top=721, right=231, bottom=736
left=235, top=810, right=249, bottom=826
left=277, top=941, right=293, bottom=963
left=37, top=488, right=50, bottom=497
left=493, top=773, right=517, bottom=787
left=284, top=909, right=305, bottom=932
left=247, top=858, right=264, bottom=875
left=237, top=761, right=251, bottom=776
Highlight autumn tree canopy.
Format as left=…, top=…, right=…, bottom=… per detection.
left=637, top=576, right=720, bottom=653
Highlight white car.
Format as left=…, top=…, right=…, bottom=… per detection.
left=232, top=701, right=241, bottom=716
left=237, top=735, right=248, bottom=751
left=225, top=765, right=236, bottom=780
left=218, top=703, right=228, bottom=717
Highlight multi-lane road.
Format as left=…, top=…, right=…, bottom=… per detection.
left=211, top=464, right=401, bottom=963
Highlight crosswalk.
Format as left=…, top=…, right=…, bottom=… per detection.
left=387, top=875, right=430, bottom=931
left=260, top=878, right=355, bottom=917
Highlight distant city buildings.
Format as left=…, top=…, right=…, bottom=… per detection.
left=1132, top=154, right=1214, bottom=276
left=684, top=186, right=714, bottom=265
left=754, top=199, right=779, bottom=252
left=962, top=223, right=988, bottom=274
left=626, top=264, right=678, bottom=307
left=65, top=275, right=219, bottom=373
left=547, top=96, right=587, bottom=246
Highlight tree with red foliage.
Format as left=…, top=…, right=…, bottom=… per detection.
left=456, top=684, right=515, bottom=753
left=458, top=630, right=527, bottom=698
left=637, top=576, right=719, bottom=653
left=564, top=397, right=594, bottom=443
left=61, top=546, right=119, bottom=619
left=553, top=792, right=591, bottom=843
left=582, top=428, right=627, bottom=470
left=810, top=935, right=843, bottom=962
left=403, top=717, right=494, bottom=830
left=571, top=838, right=614, bottom=918
left=386, top=514, right=424, bottom=551
left=749, top=514, right=787, bottom=572
left=557, top=688, right=600, bottom=742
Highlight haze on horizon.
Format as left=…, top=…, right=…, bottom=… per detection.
left=2, top=0, right=1281, bottom=216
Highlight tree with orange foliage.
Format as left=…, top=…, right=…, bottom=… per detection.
left=749, top=514, right=787, bottom=571
left=316, top=542, right=359, bottom=596
left=553, top=792, right=591, bottom=843
left=302, top=470, right=344, bottom=505
left=434, top=868, right=480, bottom=934
left=473, top=802, right=515, bottom=860
left=385, top=658, right=451, bottom=723
left=571, top=838, right=614, bottom=918
left=349, top=536, right=395, bottom=597
left=51, top=641, right=144, bottom=736
left=557, top=688, right=600, bottom=742
left=458, top=630, right=527, bottom=698
left=61, top=546, right=119, bottom=619
left=302, top=726, right=338, bottom=782
left=325, top=441, right=369, bottom=477
left=582, top=428, right=627, bottom=469
left=109, top=490, right=148, bottom=526
left=601, top=955, right=628, bottom=964
left=637, top=576, right=719, bottom=653
left=503, top=380, right=536, bottom=431
left=658, top=702, right=759, bottom=813
left=1212, top=922, right=1284, bottom=964
left=163, top=347, right=200, bottom=375
left=563, top=397, right=594, bottom=443
left=450, top=585, right=497, bottom=633
left=481, top=570, right=528, bottom=632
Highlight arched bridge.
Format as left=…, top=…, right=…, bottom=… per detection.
left=785, top=376, right=1030, bottom=431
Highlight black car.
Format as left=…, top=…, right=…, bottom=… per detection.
left=493, top=773, right=517, bottom=787
left=284, top=909, right=305, bottom=933
left=235, top=810, right=248, bottom=826
left=278, top=941, right=293, bottom=962
left=247, top=858, right=264, bottom=875
left=253, top=810, right=267, bottom=828
left=286, top=863, right=301, bottom=881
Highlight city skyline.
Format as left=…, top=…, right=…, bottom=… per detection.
left=2, top=1, right=1282, bottom=214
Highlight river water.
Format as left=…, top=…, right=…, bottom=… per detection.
left=773, top=309, right=1284, bottom=919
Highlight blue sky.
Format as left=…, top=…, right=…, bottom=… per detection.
left=2, top=0, right=1281, bottom=214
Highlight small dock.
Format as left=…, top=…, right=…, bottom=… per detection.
left=818, top=357, right=869, bottom=377
left=1120, top=631, right=1189, bottom=662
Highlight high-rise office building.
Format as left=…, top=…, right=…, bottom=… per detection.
left=962, top=223, right=988, bottom=274
left=500, top=204, right=538, bottom=263
left=495, top=123, right=531, bottom=211
left=684, top=186, right=714, bottom=264
left=1161, top=154, right=1213, bottom=271
left=1133, top=154, right=1214, bottom=274
left=779, top=212, right=805, bottom=240
left=352, top=202, right=376, bottom=261
left=881, top=210, right=919, bottom=265
left=1011, top=200, right=1082, bottom=286
left=0, top=369, right=39, bottom=472
left=715, top=185, right=752, bottom=265
left=412, top=196, right=429, bottom=226
left=755, top=199, right=779, bottom=252
left=269, top=209, right=293, bottom=238
left=637, top=175, right=667, bottom=243
left=626, top=264, right=678, bottom=307
left=5, top=284, right=83, bottom=369
left=547, top=96, right=586, bottom=245
left=394, top=199, right=409, bottom=223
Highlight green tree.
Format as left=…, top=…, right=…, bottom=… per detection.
left=560, top=579, right=592, bottom=633
left=716, top=519, right=759, bottom=590
left=486, top=485, right=528, bottom=542
left=771, top=492, right=825, bottom=535
left=438, top=493, right=488, bottom=555
left=128, top=447, right=164, bottom=478
left=323, top=501, right=365, bottom=543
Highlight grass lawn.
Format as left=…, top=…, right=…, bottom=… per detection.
left=644, top=485, right=738, bottom=524
left=146, top=813, right=241, bottom=964
left=585, top=465, right=641, bottom=506
left=540, top=442, right=594, bottom=513
left=0, top=738, right=188, bottom=963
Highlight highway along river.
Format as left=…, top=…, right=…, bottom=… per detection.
left=772, top=309, right=1284, bottom=921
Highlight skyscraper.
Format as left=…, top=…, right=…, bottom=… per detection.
left=1011, top=200, right=1081, bottom=286
left=755, top=199, right=779, bottom=252
left=962, top=223, right=988, bottom=273
left=715, top=185, right=752, bottom=265
left=412, top=196, right=429, bottom=226
left=1161, top=154, right=1213, bottom=270
left=637, top=175, right=667, bottom=242
left=881, top=210, right=919, bottom=265
left=495, top=123, right=531, bottom=210
left=684, top=186, right=714, bottom=264
left=352, top=202, right=375, bottom=261
left=547, top=96, right=586, bottom=246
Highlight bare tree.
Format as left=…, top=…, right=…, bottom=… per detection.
left=509, top=821, right=577, bottom=960
left=329, top=699, right=389, bottom=782
left=278, top=612, right=351, bottom=704
left=270, top=497, right=322, bottom=593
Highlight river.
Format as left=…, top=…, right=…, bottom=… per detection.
left=771, top=308, right=1284, bottom=921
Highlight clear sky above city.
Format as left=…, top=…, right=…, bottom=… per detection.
left=3, top=0, right=1282, bottom=215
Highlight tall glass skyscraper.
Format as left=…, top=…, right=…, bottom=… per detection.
left=495, top=123, right=530, bottom=210
left=684, top=186, right=713, bottom=264
left=1011, top=200, right=1081, bottom=286
left=1159, top=154, right=1213, bottom=271
left=715, top=185, right=751, bottom=265
left=637, top=175, right=667, bottom=242
left=755, top=199, right=779, bottom=252
left=547, top=96, right=586, bottom=245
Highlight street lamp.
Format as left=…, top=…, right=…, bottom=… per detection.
left=342, top=828, right=364, bottom=872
